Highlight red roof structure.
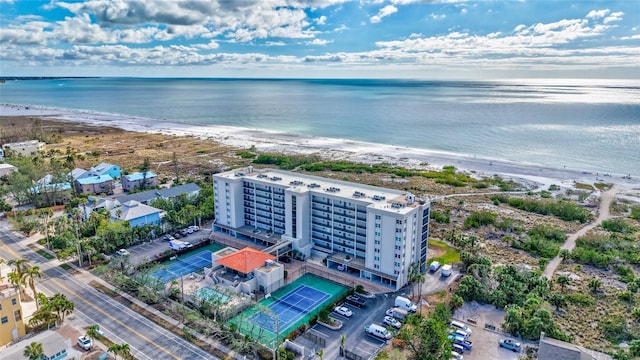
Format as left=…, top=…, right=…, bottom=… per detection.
left=215, top=247, right=276, bottom=274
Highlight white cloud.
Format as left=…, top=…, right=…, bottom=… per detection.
left=317, top=16, right=327, bottom=25
left=307, top=38, right=332, bottom=45
left=603, top=11, right=623, bottom=24
left=460, top=8, right=467, bottom=15
left=370, top=5, right=398, bottom=24
left=194, top=40, right=220, bottom=49
left=265, top=41, right=286, bottom=46
left=586, top=9, right=610, bottom=19
left=430, top=13, right=446, bottom=20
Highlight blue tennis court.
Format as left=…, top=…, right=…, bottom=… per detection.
left=249, top=285, right=330, bottom=333
left=151, top=251, right=212, bottom=283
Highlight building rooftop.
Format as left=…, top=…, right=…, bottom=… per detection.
left=76, top=174, right=113, bottom=185
left=538, top=334, right=613, bottom=360
left=124, top=171, right=157, bottom=181
left=110, top=200, right=161, bottom=221
left=215, top=247, right=276, bottom=274
left=117, top=183, right=201, bottom=204
left=217, top=167, right=427, bottom=213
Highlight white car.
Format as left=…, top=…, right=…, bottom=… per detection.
left=385, top=308, right=394, bottom=317
left=383, top=316, right=402, bottom=329
left=77, top=335, right=92, bottom=351
left=116, top=249, right=130, bottom=256
left=189, top=225, right=200, bottom=232
left=333, top=306, right=353, bottom=317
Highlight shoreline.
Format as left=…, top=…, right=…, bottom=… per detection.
left=2, top=103, right=639, bottom=193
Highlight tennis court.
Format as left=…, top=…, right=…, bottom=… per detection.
left=194, top=286, right=231, bottom=303
left=231, top=274, right=349, bottom=347
left=249, top=285, right=329, bottom=333
left=151, top=251, right=212, bottom=283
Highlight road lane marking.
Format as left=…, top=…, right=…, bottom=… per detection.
left=49, top=276, right=181, bottom=360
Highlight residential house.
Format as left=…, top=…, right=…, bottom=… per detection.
left=69, top=167, right=88, bottom=180
left=118, top=183, right=201, bottom=205
left=1, top=140, right=45, bottom=157
left=109, top=200, right=163, bottom=227
left=30, top=174, right=73, bottom=206
left=207, top=247, right=284, bottom=294
left=75, top=174, right=114, bottom=195
left=538, top=333, right=613, bottom=360
left=0, top=282, right=25, bottom=346
left=86, top=162, right=121, bottom=179
left=0, top=328, right=80, bottom=360
left=122, top=171, right=159, bottom=192
left=79, top=196, right=121, bottom=220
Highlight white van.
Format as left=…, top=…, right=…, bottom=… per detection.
left=441, top=264, right=452, bottom=277
left=429, top=261, right=441, bottom=272
left=365, top=323, right=392, bottom=340
left=451, top=320, right=472, bottom=334
left=395, top=296, right=418, bottom=313
left=169, top=240, right=188, bottom=251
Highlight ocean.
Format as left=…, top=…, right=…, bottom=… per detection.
left=1, top=78, right=639, bottom=176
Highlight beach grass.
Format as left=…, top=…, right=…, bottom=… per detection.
left=428, top=239, right=461, bottom=264
left=574, top=181, right=594, bottom=191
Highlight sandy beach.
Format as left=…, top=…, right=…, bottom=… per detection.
left=2, top=103, right=639, bottom=195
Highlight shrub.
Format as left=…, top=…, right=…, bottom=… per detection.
left=630, top=206, right=640, bottom=220
left=492, top=196, right=591, bottom=223
left=565, top=293, right=594, bottom=306
left=430, top=210, right=450, bottom=223
left=464, top=211, right=497, bottom=228
left=602, top=218, right=636, bottom=233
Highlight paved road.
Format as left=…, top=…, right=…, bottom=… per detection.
left=542, top=185, right=619, bottom=279
left=0, top=224, right=219, bottom=360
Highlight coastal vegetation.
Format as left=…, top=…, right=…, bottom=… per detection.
left=2, top=116, right=639, bottom=358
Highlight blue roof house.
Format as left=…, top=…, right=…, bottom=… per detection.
left=110, top=200, right=163, bottom=227
left=87, top=162, right=121, bottom=179
left=122, top=171, right=159, bottom=192
left=75, top=174, right=114, bottom=195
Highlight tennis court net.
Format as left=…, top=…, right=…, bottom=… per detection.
left=271, top=297, right=312, bottom=314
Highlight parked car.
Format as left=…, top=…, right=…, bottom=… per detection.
left=450, top=351, right=463, bottom=360
left=385, top=308, right=395, bottom=317
left=429, top=260, right=441, bottom=272
left=383, top=316, right=402, bottom=329
left=163, top=235, right=176, bottom=242
left=181, top=228, right=191, bottom=235
left=189, top=225, right=200, bottom=232
left=451, top=320, right=473, bottom=334
left=333, top=306, right=353, bottom=317
left=77, top=335, right=92, bottom=351
left=346, top=294, right=366, bottom=307
left=278, top=255, right=291, bottom=263
left=499, top=339, right=521, bottom=352
left=116, top=249, right=130, bottom=256
left=173, top=232, right=183, bottom=238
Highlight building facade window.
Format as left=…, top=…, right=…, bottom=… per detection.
left=1, top=316, right=7, bottom=324
left=11, top=299, right=16, bottom=305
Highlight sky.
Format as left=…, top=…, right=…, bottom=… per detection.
left=0, top=0, right=638, bottom=79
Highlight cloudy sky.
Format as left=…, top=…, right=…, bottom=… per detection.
left=1, top=0, right=638, bottom=78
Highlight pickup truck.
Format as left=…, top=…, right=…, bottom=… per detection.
left=345, top=294, right=367, bottom=307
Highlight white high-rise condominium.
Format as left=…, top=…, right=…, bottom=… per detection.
left=213, top=166, right=430, bottom=290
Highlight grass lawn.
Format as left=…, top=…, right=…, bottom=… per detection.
left=428, top=239, right=460, bottom=264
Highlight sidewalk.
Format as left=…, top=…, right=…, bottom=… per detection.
left=8, top=221, right=245, bottom=360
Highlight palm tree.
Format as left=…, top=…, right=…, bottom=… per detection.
left=119, top=343, right=131, bottom=359
left=317, top=348, right=324, bottom=360
left=340, top=334, right=346, bottom=356
left=87, top=324, right=102, bottom=341
left=38, top=208, right=54, bottom=249
left=23, top=341, right=44, bottom=360
left=48, top=293, right=74, bottom=325
left=0, top=258, right=5, bottom=280
left=24, top=266, right=42, bottom=309
left=8, top=258, right=29, bottom=300
left=108, top=343, right=122, bottom=360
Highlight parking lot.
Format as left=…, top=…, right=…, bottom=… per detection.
left=113, top=221, right=213, bottom=266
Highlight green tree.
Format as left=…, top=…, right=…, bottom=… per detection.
left=549, top=294, right=566, bottom=312
left=632, top=308, right=640, bottom=323
left=588, top=278, right=602, bottom=293
left=23, top=341, right=44, bottom=360
left=24, top=266, right=42, bottom=310
left=8, top=258, right=29, bottom=300
left=556, top=275, right=570, bottom=292
left=140, top=157, right=151, bottom=191
left=397, top=303, right=451, bottom=360
left=629, top=340, right=640, bottom=357
left=48, top=293, right=74, bottom=325
left=87, top=324, right=102, bottom=342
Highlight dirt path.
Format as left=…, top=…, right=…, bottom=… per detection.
left=542, top=185, right=619, bottom=279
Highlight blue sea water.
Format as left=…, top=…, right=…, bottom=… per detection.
left=1, top=78, right=639, bottom=176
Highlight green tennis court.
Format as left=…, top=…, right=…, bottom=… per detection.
left=230, top=274, right=349, bottom=348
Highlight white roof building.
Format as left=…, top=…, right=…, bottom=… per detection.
left=212, top=166, right=430, bottom=290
